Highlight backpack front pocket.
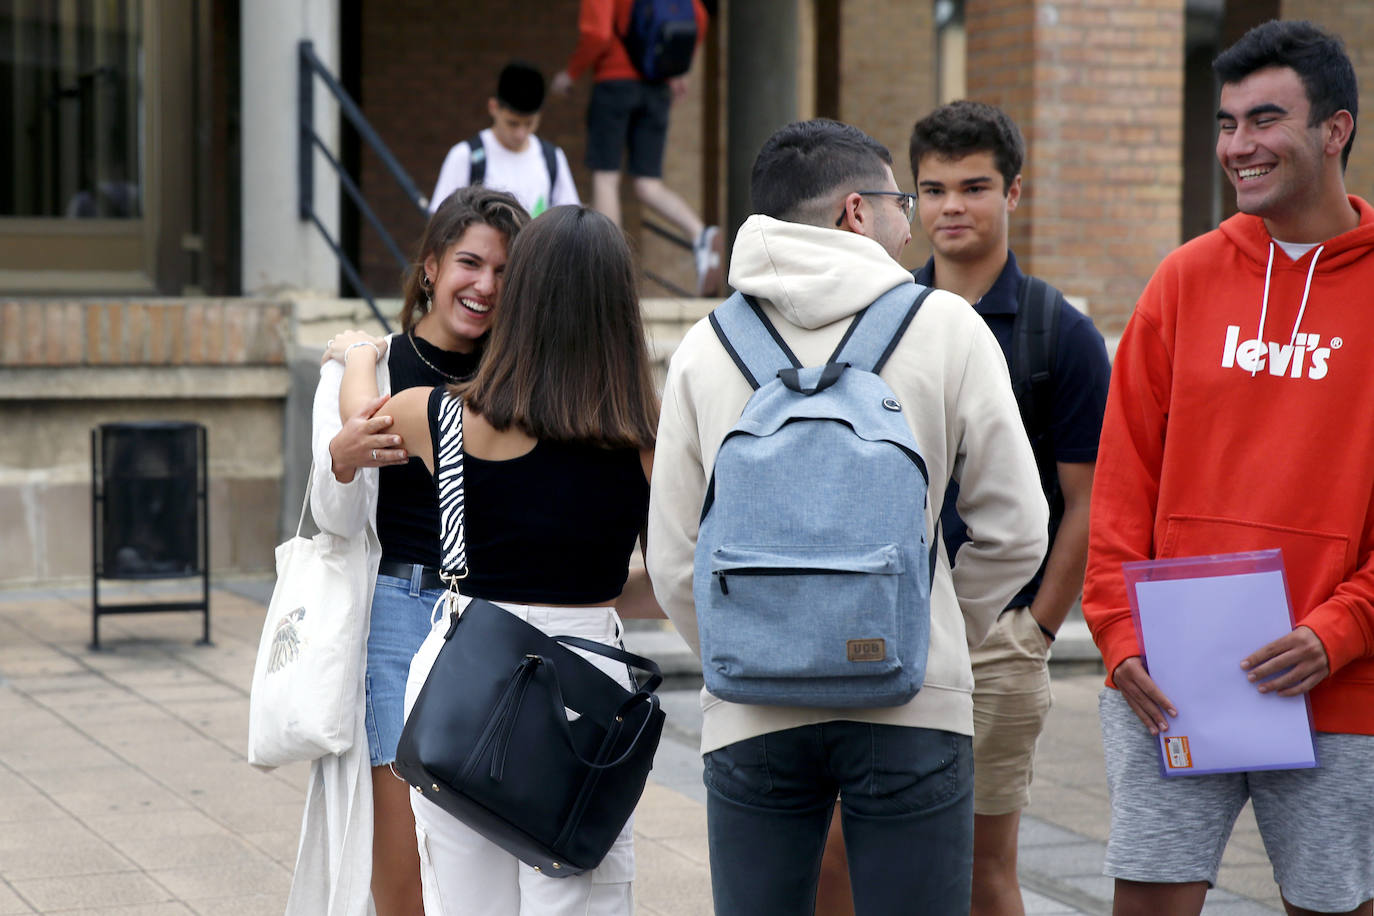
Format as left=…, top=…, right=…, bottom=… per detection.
left=705, top=544, right=905, bottom=680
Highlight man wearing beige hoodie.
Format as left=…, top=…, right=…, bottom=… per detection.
left=646, top=118, right=1048, bottom=915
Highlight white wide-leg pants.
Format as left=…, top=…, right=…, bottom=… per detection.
left=402, top=598, right=636, bottom=916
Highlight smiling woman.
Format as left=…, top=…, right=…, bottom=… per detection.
left=300, top=186, right=530, bottom=916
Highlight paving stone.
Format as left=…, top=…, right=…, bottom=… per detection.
left=1019, top=841, right=1106, bottom=880
left=9, top=872, right=169, bottom=912
left=40, top=905, right=193, bottom=916
left=107, top=832, right=265, bottom=872
left=80, top=808, right=228, bottom=843
left=187, top=895, right=284, bottom=916
left=0, top=835, right=132, bottom=880
left=147, top=858, right=291, bottom=902
left=633, top=837, right=714, bottom=916
left=0, top=881, right=33, bottom=914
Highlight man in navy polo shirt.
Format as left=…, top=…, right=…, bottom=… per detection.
left=910, top=100, right=1110, bottom=916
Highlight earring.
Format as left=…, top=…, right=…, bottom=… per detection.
left=421, top=274, right=434, bottom=307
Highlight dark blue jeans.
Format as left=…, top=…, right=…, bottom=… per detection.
left=704, top=721, right=973, bottom=915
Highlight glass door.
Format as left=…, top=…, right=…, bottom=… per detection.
left=0, top=0, right=164, bottom=292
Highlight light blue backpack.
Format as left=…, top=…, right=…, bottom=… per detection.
left=693, top=283, right=936, bottom=707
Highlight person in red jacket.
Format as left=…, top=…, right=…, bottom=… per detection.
left=1083, top=20, right=1374, bottom=916
left=551, top=0, right=722, bottom=296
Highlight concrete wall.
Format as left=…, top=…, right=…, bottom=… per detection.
left=0, top=299, right=292, bottom=586
left=240, top=0, right=342, bottom=297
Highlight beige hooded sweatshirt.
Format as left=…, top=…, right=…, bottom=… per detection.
left=647, top=215, right=1048, bottom=754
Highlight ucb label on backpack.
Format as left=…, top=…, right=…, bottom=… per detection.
left=621, top=0, right=698, bottom=82
left=693, top=285, right=935, bottom=708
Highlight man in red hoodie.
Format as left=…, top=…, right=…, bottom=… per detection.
left=552, top=0, right=723, bottom=296
left=1084, top=19, right=1374, bottom=916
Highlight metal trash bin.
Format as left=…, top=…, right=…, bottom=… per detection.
left=91, top=422, right=210, bottom=649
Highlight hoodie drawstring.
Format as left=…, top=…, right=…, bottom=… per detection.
left=1252, top=241, right=1325, bottom=377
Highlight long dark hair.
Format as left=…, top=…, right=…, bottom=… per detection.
left=454, top=206, right=658, bottom=449
left=399, top=186, right=529, bottom=333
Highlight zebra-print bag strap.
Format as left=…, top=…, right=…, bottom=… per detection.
left=434, top=391, right=469, bottom=581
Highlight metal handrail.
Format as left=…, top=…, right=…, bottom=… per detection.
left=298, top=39, right=429, bottom=333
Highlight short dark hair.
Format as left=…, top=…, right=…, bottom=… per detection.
left=399, top=186, right=529, bottom=333
left=909, top=100, right=1024, bottom=191
left=455, top=206, right=658, bottom=449
left=1214, top=19, right=1358, bottom=169
left=496, top=60, right=545, bottom=114
left=750, top=119, right=894, bottom=225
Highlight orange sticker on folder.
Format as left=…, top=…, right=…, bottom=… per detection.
left=1164, top=736, right=1193, bottom=769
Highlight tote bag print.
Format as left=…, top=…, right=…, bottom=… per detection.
left=248, top=526, right=370, bottom=768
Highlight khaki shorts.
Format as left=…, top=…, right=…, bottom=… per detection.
left=970, top=607, right=1053, bottom=816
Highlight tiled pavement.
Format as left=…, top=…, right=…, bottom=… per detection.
left=0, top=583, right=1285, bottom=915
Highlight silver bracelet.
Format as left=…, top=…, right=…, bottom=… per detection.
left=343, top=340, right=381, bottom=363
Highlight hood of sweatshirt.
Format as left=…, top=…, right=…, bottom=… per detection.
left=727, top=214, right=916, bottom=329
left=1216, top=196, right=1374, bottom=368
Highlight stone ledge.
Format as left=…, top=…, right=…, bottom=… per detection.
left=0, top=366, right=291, bottom=400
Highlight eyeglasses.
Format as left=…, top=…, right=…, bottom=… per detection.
left=834, top=190, right=918, bottom=227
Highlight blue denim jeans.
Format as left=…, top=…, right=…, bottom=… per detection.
left=703, top=721, right=973, bottom=915
left=364, top=568, right=448, bottom=766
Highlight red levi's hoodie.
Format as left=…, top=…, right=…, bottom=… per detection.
left=1083, top=195, right=1374, bottom=735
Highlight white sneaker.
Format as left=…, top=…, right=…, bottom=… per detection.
left=693, top=226, right=723, bottom=297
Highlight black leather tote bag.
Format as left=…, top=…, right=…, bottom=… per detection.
left=394, top=597, right=665, bottom=877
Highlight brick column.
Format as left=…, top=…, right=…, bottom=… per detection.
left=1279, top=2, right=1374, bottom=200
left=966, top=0, right=1185, bottom=333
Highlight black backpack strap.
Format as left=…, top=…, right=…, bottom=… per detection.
left=1012, top=275, right=1062, bottom=500
left=539, top=139, right=559, bottom=197
left=466, top=133, right=487, bottom=186
left=708, top=292, right=802, bottom=391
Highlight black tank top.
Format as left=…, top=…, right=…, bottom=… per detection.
left=375, top=334, right=479, bottom=567
left=426, top=387, right=649, bottom=604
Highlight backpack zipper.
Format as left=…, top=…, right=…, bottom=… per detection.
left=715, top=566, right=862, bottom=596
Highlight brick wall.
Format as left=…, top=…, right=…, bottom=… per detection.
left=356, top=0, right=714, bottom=299
left=0, top=300, right=288, bottom=367
left=1280, top=2, right=1374, bottom=203
left=966, top=0, right=1186, bottom=333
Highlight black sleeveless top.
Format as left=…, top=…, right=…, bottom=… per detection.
left=375, top=334, right=480, bottom=567
left=426, top=387, right=649, bottom=604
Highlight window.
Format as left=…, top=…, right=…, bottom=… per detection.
left=3, top=0, right=144, bottom=220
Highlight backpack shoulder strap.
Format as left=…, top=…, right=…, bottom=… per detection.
left=433, top=390, right=469, bottom=577
left=708, top=292, right=803, bottom=391
left=1011, top=275, right=1060, bottom=426
left=466, top=133, right=487, bottom=186
left=539, top=139, right=559, bottom=195
left=831, top=283, right=934, bottom=374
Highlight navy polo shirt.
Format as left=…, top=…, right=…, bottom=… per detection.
left=914, top=250, right=1110, bottom=610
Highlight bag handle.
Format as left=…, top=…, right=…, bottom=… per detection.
left=295, top=463, right=315, bottom=539
left=553, top=634, right=664, bottom=695
left=487, top=654, right=662, bottom=780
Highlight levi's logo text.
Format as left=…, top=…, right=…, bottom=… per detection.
left=1220, top=325, right=1341, bottom=380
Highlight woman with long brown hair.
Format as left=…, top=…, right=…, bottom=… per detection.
left=304, top=187, right=528, bottom=915
left=326, top=204, right=660, bottom=914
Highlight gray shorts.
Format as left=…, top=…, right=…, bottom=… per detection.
left=1100, top=688, right=1374, bottom=912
